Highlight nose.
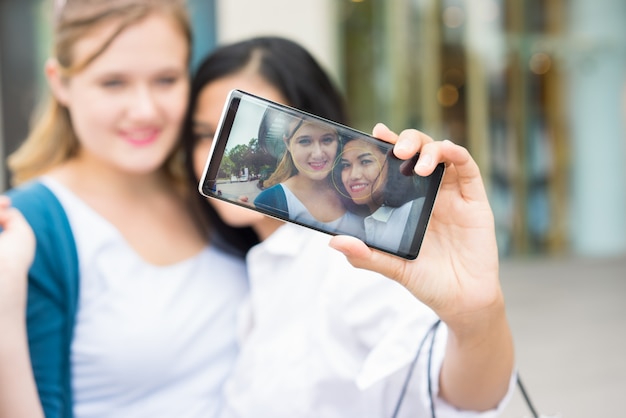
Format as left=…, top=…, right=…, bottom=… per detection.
left=310, top=140, right=324, bottom=158
left=128, top=85, right=158, bottom=120
left=348, top=163, right=362, bottom=180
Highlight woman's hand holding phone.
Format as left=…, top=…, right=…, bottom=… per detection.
left=330, top=123, right=501, bottom=322
left=329, top=123, right=514, bottom=411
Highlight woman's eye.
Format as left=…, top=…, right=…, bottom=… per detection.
left=340, top=161, right=351, bottom=170
left=101, top=79, right=124, bottom=88
left=155, top=76, right=178, bottom=86
left=296, top=137, right=312, bottom=146
left=321, top=135, right=336, bottom=145
left=360, top=158, right=374, bottom=166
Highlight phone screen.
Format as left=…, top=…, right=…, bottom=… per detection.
left=199, top=90, right=445, bottom=259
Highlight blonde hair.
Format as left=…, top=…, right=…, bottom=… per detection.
left=264, top=152, right=298, bottom=189
left=8, top=0, right=192, bottom=186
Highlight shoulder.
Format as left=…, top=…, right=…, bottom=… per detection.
left=254, top=184, right=287, bottom=212
left=7, top=180, right=78, bottom=289
left=255, top=184, right=285, bottom=202
left=7, top=181, right=68, bottom=230
left=7, top=180, right=56, bottom=207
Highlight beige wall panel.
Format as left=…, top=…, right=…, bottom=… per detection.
left=216, top=0, right=340, bottom=83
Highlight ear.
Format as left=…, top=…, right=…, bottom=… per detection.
left=45, top=58, right=70, bottom=106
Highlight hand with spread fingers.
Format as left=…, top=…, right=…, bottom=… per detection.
left=330, top=122, right=514, bottom=411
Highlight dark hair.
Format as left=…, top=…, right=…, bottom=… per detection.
left=182, top=36, right=348, bottom=255
left=331, top=135, right=426, bottom=215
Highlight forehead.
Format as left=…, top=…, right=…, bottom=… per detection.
left=194, top=74, right=288, bottom=123
left=72, top=13, right=188, bottom=75
left=293, top=121, right=337, bottom=136
left=342, top=139, right=383, bottom=156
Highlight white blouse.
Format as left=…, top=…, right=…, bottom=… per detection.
left=42, top=178, right=248, bottom=418
left=220, top=223, right=515, bottom=418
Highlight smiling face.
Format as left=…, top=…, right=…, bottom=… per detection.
left=339, top=138, right=388, bottom=210
left=287, top=121, right=339, bottom=181
left=192, top=72, right=288, bottom=234
left=52, top=13, right=189, bottom=176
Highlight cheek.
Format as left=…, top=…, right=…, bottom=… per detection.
left=164, top=83, right=190, bottom=123
left=341, top=169, right=350, bottom=185
left=327, top=142, right=339, bottom=156
left=372, top=167, right=388, bottom=191
left=290, top=146, right=306, bottom=162
left=66, top=99, right=115, bottom=147
left=193, top=141, right=212, bottom=179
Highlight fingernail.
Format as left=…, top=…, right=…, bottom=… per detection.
left=395, top=141, right=411, bottom=153
left=417, top=153, right=433, bottom=168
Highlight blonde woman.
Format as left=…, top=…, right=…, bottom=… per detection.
left=2, top=1, right=253, bottom=416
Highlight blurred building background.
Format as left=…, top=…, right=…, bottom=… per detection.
left=2, top=0, right=625, bottom=258
left=1, top=1, right=625, bottom=416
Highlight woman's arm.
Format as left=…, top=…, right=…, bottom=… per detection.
left=329, top=124, right=514, bottom=411
left=0, top=196, right=44, bottom=418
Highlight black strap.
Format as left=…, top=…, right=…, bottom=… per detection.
left=391, top=319, right=441, bottom=418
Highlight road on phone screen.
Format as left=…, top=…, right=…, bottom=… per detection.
left=214, top=179, right=263, bottom=202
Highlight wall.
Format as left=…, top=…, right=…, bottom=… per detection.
left=215, top=0, right=340, bottom=85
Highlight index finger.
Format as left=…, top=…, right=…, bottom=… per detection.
left=419, top=140, right=487, bottom=202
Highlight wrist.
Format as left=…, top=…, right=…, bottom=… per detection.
left=443, top=293, right=509, bottom=346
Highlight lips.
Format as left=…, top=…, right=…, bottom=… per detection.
left=121, top=128, right=160, bottom=146
left=308, top=161, right=328, bottom=171
left=348, top=182, right=369, bottom=195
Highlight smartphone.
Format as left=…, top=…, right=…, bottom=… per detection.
left=198, top=89, right=445, bottom=260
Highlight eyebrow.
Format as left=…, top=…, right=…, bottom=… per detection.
left=341, top=152, right=374, bottom=161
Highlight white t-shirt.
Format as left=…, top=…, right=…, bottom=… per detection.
left=43, top=178, right=249, bottom=418
left=220, top=223, right=515, bottom=418
left=282, top=184, right=365, bottom=239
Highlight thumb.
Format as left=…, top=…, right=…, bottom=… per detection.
left=329, top=235, right=407, bottom=281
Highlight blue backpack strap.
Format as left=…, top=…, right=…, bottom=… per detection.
left=7, top=181, right=78, bottom=418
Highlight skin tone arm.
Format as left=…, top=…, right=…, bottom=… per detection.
left=330, top=123, right=514, bottom=411
left=0, top=196, right=44, bottom=418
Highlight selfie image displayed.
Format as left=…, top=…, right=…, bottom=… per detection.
left=199, top=90, right=445, bottom=259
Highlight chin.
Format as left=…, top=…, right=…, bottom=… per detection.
left=211, top=200, right=261, bottom=228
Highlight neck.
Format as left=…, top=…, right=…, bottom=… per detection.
left=253, top=217, right=284, bottom=241
left=290, top=173, right=331, bottom=191
left=48, top=155, right=172, bottom=201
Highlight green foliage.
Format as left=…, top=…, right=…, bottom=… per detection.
left=226, top=137, right=277, bottom=178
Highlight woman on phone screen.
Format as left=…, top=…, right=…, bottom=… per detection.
left=333, top=135, right=428, bottom=255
